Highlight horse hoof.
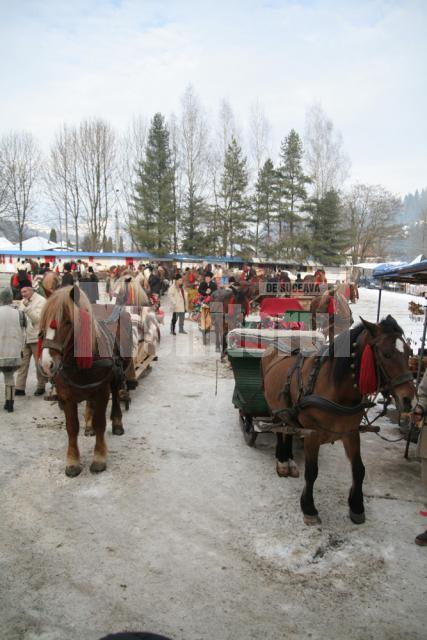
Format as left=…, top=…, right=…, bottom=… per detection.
left=112, top=426, right=124, bottom=436
left=276, top=461, right=289, bottom=477
left=90, top=460, right=107, bottom=473
left=349, top=509, right=365, bottom=524
left=65, top=464, right=82, bottom=478
left=303, top=514, right=322, bottom=526
left=84, top=428, right=96, bottom=437
left=288, top=461, right=300, bottom=478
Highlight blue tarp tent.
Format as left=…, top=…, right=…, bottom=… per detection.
left=372, top=262, right=407, bottom=279
left=373, top=258, right=427, bottom=283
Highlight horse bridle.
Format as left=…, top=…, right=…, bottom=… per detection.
left=39, top=322, right=116, bottom=390
left=361, top=332, right=414, bottom=395
left=273, top=327, right=415, bottom=429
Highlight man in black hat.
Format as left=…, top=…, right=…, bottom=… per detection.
left=198, top=271, right=217, bottom=298
left=61, top=263, right=74, bottom=287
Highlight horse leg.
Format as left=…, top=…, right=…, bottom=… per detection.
left=90, top=389, right=109, bottom=473
left=64, top=401, right=82, bottom=477
left=276, top=433, right=289, bottom=477
left=300, top=434, right=321, bottom=525
left=220, top=321, right=227, bottom=362
left=111, top=382, right=125, bottom=436
left=276, top=434, right=300, bottom=478
left=342, top=432, right=366, bottom=524
left=84, top=400, right=96, bottom=436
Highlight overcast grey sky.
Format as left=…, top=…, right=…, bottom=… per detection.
left=1, top=0, right=425, bottom=195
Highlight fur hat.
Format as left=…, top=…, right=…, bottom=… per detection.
left=0, top=287, right=13, bottom=305
left=19, top=279, right=33, bottom=289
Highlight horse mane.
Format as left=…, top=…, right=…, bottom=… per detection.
left=332, top=323, right=365, bottom=384
left=115, top=276, right=150, bottom=306
left=332, top=315, right=404, bottom=385
left=39, top=286, right=95, bottom=339
left=42, top=271, right=60, bottom=293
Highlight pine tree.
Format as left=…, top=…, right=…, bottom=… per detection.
left=131, top=113, right=174, bottom=253
left=118, top=235, right=124, bottom=252
left=309, top=190, right=347, bottom=265
left=49, top=227, right=57, bottom=243
left=181, top=191, right=209, bottom=255
left=277, top=129, right=311, bottom=251
left=252, top=158, right=278, bottom=257
left=219, top=137, right=248, bottom=256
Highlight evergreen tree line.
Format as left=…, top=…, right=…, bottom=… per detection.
left=131, top=114, right=350, bottom=263
left=130, top=97, right=401, bottom=264
left=0, top=90, right=404, bottom=262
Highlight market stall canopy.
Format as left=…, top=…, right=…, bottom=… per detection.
left=355, top=261, right=403, bottom=271
left=373, top=256, right=427, bottom=284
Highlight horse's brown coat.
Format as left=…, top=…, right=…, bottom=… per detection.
left=262, top=316, right=415, bottom=524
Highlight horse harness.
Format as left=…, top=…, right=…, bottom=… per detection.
left=40, top=308, right=127, bottom=391
left=271, top=332, right=414, bottom=437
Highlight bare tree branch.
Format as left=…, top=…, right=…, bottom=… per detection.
left=0, top=131, right=41, bottom=249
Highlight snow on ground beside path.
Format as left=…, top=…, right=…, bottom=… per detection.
left=355, top=287, right=427, bottom=352
left=0, top=288, right=426, bottom=639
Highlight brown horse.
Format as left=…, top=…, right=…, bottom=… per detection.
left=310, top=287, right=353, bottom=337
left=39, top=286, right=130, bottom=477
left=262, top=315, right=415, bottom=525
left=38, top=271, right=60, bottom=298
left=114, top=274, right=151, bottom=307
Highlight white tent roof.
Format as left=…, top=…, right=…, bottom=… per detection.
left=0, top=236, right=17, bottom=250
left=20, top=236, right=55, bottom=251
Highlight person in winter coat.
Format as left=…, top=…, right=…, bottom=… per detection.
left=198, top=272, right=217, bottom=298
left=61, top=263, right=74, bottom=287
left=411, top=369, right=427, bottom=545
left=15, top=286, right=46, bottom=396
left=10, top=270, right=32, bottom=300
left=168, top=274, right=188, bottom=335
left=148, top=269, right=161, bottom=295
left=79, top=266, right=99, bottom=304
left=0, top=288, right=25, bottom=412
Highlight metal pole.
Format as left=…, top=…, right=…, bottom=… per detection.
left=376, top=286, right=382, bottom=322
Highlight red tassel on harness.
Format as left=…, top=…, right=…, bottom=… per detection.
left=37, top=337, right=43, bottom=360
left=327, top=295, right=336, bottom=314
left=76, top=308, right=93, bottom=369
left=359, top=344, right=377, bottom=395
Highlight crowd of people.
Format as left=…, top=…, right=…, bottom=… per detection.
left=0, top=257, right=425, bottom=544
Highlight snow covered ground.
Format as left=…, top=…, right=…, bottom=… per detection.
left=356, top=287, right=427, bottom=353
left=0, top=286, right=426, bottom=640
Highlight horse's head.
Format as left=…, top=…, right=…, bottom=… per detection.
left=360, top=315, right=415, bottom=413
left=39, top=285, right=94, bottom=378
left=42, top=271, right=60, bottom=298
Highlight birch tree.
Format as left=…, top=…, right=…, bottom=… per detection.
left=78, top=118, right=117, bottom=251
left=45, top=123, right=82, bottom=248
left=180, top=85, right=209, bottom=254
left=304, top=103, right=350, bottom=198
left=0, top=131, right=41, bottom=249
left=118, top=116, right=148, bottom=227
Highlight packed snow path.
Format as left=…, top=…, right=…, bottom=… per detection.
left=0, top=287, right=426, bottom=639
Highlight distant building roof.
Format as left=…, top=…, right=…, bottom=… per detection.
left=0, top=236, right=16, bottom=250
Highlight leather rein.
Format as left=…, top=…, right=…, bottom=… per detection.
left=40, top=316, right=121, bottom=391
left=272, top=331, right=413, bottom=435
